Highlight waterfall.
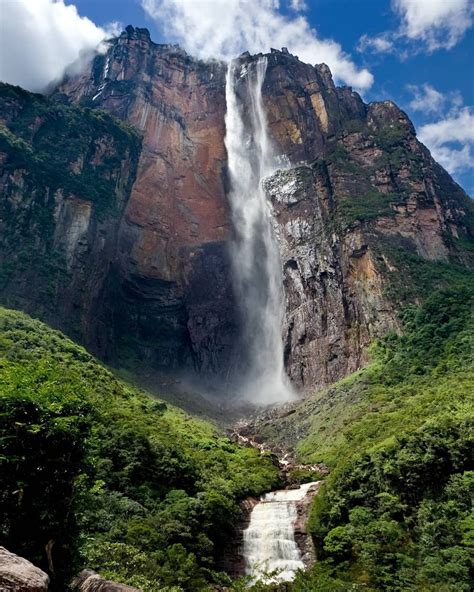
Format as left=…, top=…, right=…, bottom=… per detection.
left=224, top=58, right=293, bottom=405
left=243, top=482, right=317, bottom=583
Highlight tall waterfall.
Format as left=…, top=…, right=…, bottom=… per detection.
left=243, top=482, right=316, bottom=583
left=224, top=58, right=293, bottom=405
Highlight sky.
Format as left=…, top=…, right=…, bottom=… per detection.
left=0, top=0, right=473, bottom=193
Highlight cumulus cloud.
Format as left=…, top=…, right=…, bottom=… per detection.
left=408, top=86, right=474, bottom=179
left=359, top=0, right=473, bottom=56
left=418, top=107, right=474, bottom=174
left=394, top=0, right=473, bottom=50
left=141, top=0, right=373, bottom=90
left=408, top=84, right=445, bottom=114
left=0, top=0, right=112, bottom=92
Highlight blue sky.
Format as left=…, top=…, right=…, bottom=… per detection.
left=1, top=0, right=473, bottom=193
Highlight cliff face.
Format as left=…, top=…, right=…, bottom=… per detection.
left=1, top=26, right=472, bottom=395
left=256, top=50, right=472, bottom=388
left=57, top=26, right=237, bottom=378
left=0, top=83, right=140, bottom=355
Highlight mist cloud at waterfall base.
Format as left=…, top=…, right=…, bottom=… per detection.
left=234, top=371, right=297, bottom=406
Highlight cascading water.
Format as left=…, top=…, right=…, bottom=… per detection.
left=243, top=482, right=317, bottom=583
left=224, top=57, right=293, bottom=405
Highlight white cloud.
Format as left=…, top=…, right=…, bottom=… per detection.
left=408, top=84, right=445, bottom=114
left=357, top=34, right=394, bottom=54
left=408, top=87, right=474, bottom=179
left=141, top=0, right=373, bottom=91
left=394, top=0, right=473, bottom=50
left=289, top=0, right=307, bottom=11
left=358, top=0, right=473, bottom=56
left=418, top=107, right=474, bottom=174
left=0, top=0, right=111, bottom=92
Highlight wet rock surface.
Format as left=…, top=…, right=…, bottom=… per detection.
left=294, top=482, right=321, bottom=568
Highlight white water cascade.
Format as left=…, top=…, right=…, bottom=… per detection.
left=243, top=482, right=317, bottom=583
left=224, top=58, right=293, bottom=405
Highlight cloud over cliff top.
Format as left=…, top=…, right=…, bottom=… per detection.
left=141, top=0, right=374, bottom=91
left=0, top=0, right=111, bottom=92
left=0, top=0, right=373, bottom=93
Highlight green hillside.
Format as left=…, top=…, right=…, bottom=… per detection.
left=1, top=278, right=472, bottom=592
left=0, top=307, right=280, bottom=591
left=252, top=278, right=474, bottom=591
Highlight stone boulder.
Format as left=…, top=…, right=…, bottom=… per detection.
left=0, top=547, right=49, bottom=592
left=71, top=569, right=142, bottom=592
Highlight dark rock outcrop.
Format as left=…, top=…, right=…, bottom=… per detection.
left=294, top=482, right=320, bottom=568
left=0, top=27, right=472, bottom=396
left=219, top=497, right=259, bottom=578
left=0, top=547, right=49, bottom=592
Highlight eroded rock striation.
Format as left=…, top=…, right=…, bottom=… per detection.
left=0, top=26, right=472, bottom=396
left=56, top=26, right=236, bottom=380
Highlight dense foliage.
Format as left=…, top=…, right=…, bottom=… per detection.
left=249, top=279, right=473, bottom=591
left=308, top=421, right=472, bottom=591
left=0, top=308, right=280, bottom=591
left=297, top=281, right=474, bottom=591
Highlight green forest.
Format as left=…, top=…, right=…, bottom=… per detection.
left=0, top=308, right=280, bottom=591
left=1, top=274, right=472, bottom=591
left=253, top=279, right=474, bottom=591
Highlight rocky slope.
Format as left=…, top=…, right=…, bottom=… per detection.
left=0, top=25, right=472, bottom=396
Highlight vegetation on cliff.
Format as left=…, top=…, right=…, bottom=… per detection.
left=0, top=307, right=280, bottom=591
left=0, top=82, right=141, bottom=218
left=0, top=83, right=141, bottom=319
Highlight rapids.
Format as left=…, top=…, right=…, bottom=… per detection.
left=242, top=482, right=317, bottom=583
